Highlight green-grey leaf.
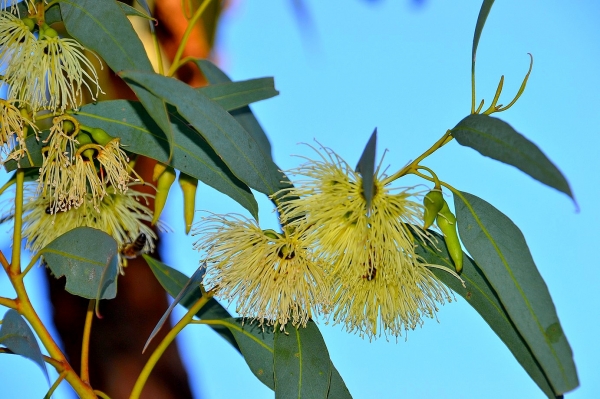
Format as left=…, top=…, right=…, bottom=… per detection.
left=355, top=128, right=377, bottom=211
left=118, top=2, right=154, bottom=20
left=220, top=318, right=276, bottom=389
left=143, top=263, right=206, bottom=353
left=41, top=227, right=119, bottom=300
left=196, top=59, right=274, bottom=161
left=328, top=366, right=352, bottom=399
left=45, top=4, right=62, bottom=25
left=454, top=191, right=578, bottom=394
left=0, top=310, right=49, bottom=382
left=201, top=78, right=279, bottom=112
left=416, top=230, right=556, bottom=398
left=452, top=114, right=573, bottom=200
left=120, top=70, right=282, bottom=195
left=74, top=100, right=258, bottom=219
left=472, top=0, right=495, bottom=69
left=144, top=255, right=240, bottom=352
left=3, top=131, right=49, bottom=172
left=274, top=322, right=332, bottom=399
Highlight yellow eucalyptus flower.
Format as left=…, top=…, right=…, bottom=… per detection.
left=96, top=138, right=134, bottom=194
left=6, top=34, right=102, bottom=113
left=194, top=214, right=329, bottom=329
left=0, top=11, right=36, bottom=80
left=277, top=145, right=461, bottom=338
left=23, top=185, right=156, bottom=271
left=0, top=99, right=37, bottom=162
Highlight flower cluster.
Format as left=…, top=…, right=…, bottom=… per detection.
left=0, top=9, right=102, bottom=163
left=194, top=145, right=462, bottom=338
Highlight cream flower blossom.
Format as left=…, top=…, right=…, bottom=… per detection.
left=194, top=214, right=329, bottom=329
left=0, top=11, right=36, bottom=81
left=22, top=185, right=156, bottom=271
left=277, top=145, right=461, bottom=338
left=0, top=99, right=37, bottom=162
left=10, top=35, right=103, bottom=113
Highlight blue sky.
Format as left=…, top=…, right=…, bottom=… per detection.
left=1, top=1, right=599, bottom=398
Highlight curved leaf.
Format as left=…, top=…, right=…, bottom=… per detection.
left=144, top=255, right=240, bottom=352
left=454, top=191, right=578, bottom=394
left=0, top=310, right=49, bottom=383
left=120, top=70, right=283, bottom=195
left=41, top=227, right=119, bottom=300
left=118, top=2, right=154, bottom=20
left=416, top=231, right=556, bottom=398
left=274, top=322, right=332, bottom=399
left=74, top=100, right=258, bottom=218
left=452, top=114, right=573, bottom=200
left=472, top=0, right=495, bottom=68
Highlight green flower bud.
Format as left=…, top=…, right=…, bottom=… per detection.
left=436, top=201, right=463, bottom=273
left=152, top=166, right=176, bottom=226
left=423, top=189, right=444, bottom=229
left=178, top=173, right=198, bottom=235
left=152, top=162, right=168, bottom=182
left=76, top=132, right=95, bottom=160
left=22, top=17, right=35, bottom=32
left=88, top=127, right=114, bottom=146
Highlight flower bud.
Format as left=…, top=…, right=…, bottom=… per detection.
left=436, top=201, right=463, bottom=273
left=178, top=172, right=198, bottom=234
left=88, top=127, right=114, bottom=146
left=152, top=166, right=176, bottom=225
left=423, top=189, right=444, bottom=229
left=76, top=132, right=95, bottom=160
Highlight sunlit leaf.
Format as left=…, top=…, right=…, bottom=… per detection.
left=452, top=114, right=574, bottom=200
left=416, top=230, right=556, bottom=398
left=454, top=191, right=578, bottom=394
left=144, top=255, right=240, bottom=351
left=143, top=263, right=206, bottom=353
left=41, top=227, right=119, bottom=300
left=0, top=310, right=49, bottom=382
left=74, top=100, right=259, bottom=219
left=274, top=322, right=332, bottom=399
left=355, top=128, right=377, bottom=210
left=120, top=70, right=283, bottom=195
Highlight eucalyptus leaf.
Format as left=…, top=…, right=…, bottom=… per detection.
left=451, top=114, right=573, bottom=200
left=45, top=4, right=62, bottom=25
left=4, top=131, right=49, bottom=171
left=274, top=322, right=332, bottom=399
left=201, top=78, right=279, bottom=112
left=196, top=59, right=274, bottom=160
left=328, top=367, right=352, bottom=399
left=355, top=128, right=377, bottom=211
left=0, top=310, right=49, bottom=383
left=144, top=255, right=240, bottom=352
left=454, top=191, right=578, bottom=394
left=472, top=0, right=495, bottom=69
left=74, top=100, right=259, bottom=219
left=143, top=263, right=206, bottom=353
left=120, top=70, right=283, bottom=195
left=416, top=230, right=556, bottom=398
left=41, top=227, right=119, bottom=300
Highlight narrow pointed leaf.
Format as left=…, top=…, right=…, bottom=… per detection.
left=144, top=255, right=240, bottom=351
left=472, top=0, right=495, bottom=68
left=274, top=322, right=332, bottom=399
left=143, top=263, right=206, bottom=353
left=74, top=100, right=258, bottom=219
left=454, top=191, right=578, bottom=394
left=120, top=71, right=282, bottom=195
left=416, top=230, right=556, bottom=398
left=196, top=59, right=274, bottom=160
left=355, top=128, right=377, bottom=210
left=45, top=4, right=62, bottom=25
left=4, top=131, right=50, bottom=171
left=61, top=0, right=174, bottom=158
left=328, top=367, right=352, bottom=399
left=41, top=227, right=119, bottom=300
left=452, top=114, right=573, bottom=200
left=201, top=78, right=279, bottom=112
left=0, top=310, right=49, bottom=382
